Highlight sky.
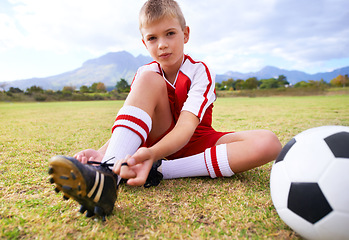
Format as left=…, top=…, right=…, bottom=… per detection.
left=1, top=0, right=349, bottom=82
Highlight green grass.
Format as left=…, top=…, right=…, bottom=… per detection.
left=1, top=95, right=348, bottom=239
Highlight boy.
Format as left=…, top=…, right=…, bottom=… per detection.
left=48, top=0, right=282, bottom=221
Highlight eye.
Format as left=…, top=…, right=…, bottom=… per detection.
left=147, top=36, right=156, bottom=42
left=167, top=31, right=175, bottom=36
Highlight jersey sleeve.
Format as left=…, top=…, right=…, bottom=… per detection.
left=131, top=62, right=161, bottom=87
left=181, top=61, right=216, bottom=122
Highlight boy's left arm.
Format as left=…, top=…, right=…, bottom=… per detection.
left=113, top=110, right=199, bottom=186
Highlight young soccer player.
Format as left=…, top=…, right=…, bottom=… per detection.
left=48, top=0, right=282, bottom=221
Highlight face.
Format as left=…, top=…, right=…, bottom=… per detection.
left=141, top=16, right=189, bottom=74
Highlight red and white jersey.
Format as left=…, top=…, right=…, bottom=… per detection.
left=132, top=55, right=216, bottom=127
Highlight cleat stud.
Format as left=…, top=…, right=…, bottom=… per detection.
left=48, top=167, right=54, bottom=174
left=79, top=205, right=87, bottom=214
left=70, top=172, right=76, bottom=180
left=54, top=187, right=60, bottom=193
left=86, top=210, right=94, bottom=218
left=60, top=176, right=69, bottom=180
left=94, top=206, right=104, bottom=217
left=49, top=178, right=55, bottom=184
left=63, top=195, right=69, bottom=200
left=62, top=185, right=72, bottom=191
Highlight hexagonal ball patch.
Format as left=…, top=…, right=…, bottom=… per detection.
left=324, top=131, right=349, bottom=158
left=287, top=182, right=333, bottom=224
left=275, top=138, right=296, bottom=163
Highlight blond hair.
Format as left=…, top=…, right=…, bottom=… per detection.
left=139, top=0, right=186, bottom=30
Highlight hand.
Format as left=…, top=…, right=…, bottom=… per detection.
left=113, top=147, right=155, bottom=186
left=74, top=149, right=103, bottom=164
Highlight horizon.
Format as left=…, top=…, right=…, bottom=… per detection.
left=2, top=51, right=349, bottom=84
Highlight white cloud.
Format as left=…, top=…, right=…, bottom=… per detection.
left=1, top=0, right=349, bottom=81
left=4, top=0, right=146, bottom=54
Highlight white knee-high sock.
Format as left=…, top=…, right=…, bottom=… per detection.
left=102, top=106, right=152, bottom=170
left=160, top=144, right=234, bottom=179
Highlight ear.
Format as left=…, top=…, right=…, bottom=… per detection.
left=142, top=38, right=148, bottom=49
left=184, top=26, right=190, bottom=44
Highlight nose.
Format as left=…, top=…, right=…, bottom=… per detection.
left=158, top=37, right=168, bottom=50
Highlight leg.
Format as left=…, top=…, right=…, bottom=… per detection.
left=216, top=130, right=282, bottom=173
left=48, top=71, right=173, bottom=219
left=158, top=130, right=281, bottom=180
left=102, top=71, right=173, bottom=165
left=124, top=71, right=173, bottom=143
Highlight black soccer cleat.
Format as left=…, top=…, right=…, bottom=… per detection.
left=48, top=155, right=118, bottom=221
left=144, top=159, right=164, bottom=188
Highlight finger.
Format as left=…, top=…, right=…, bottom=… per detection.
left=127, top=148, right=150, bottom=166
left=113, top=155, right=130, bottom=174
left=74, top=154, right=81, bottom=161
left=119, top=165, right=137, bottom=179
left=113, top=160, right=122, bottom=175
left=126, top=160, right=153, bottom=186
left=81, top=156, right=88, bottom=164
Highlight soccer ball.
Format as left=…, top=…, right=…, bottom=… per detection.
left=270, top=126, right=349, bottom=240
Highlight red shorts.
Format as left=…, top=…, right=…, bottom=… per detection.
left=167, top=127, right=232, bottom=159
left=144, top=125, right=232, bottom=159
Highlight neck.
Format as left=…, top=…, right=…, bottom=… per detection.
left=162, top=54, right=185, bottom=84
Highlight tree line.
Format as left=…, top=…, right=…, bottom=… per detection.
left=2, top=79, right=131, bottom=102
left=216, top=74, right=349, bottom=91
left=1, top=74, right=348, bottom=102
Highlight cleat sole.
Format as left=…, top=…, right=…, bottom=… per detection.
left=63, top=194, right=70, bottom=200
left=70, top=172, right=76, bottom=180
left=79, top=205, right=87, bottom=214
left=86, top=210, right=94, bottom=218
left=48, top=155, right=118, bottom=220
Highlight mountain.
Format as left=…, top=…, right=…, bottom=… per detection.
left=2, top=51, right=153, bottom=91
left=216, top=66, right=349, bottom=85
left=2, top=51, right=349, bottom=90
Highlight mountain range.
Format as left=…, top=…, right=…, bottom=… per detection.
left=2, top=51, right=349, bottom=90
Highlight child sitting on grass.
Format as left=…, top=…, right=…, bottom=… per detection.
left=49, top=0, right=282, bottom=221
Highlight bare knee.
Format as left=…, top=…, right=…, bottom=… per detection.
left=124, top=71, right=167, bottom=113
left=253, top=130, right=282, bottom=162
left=132, top=71, right=166, bottom=91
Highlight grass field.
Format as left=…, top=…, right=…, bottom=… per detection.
left=1, top=95, right=348, bottom=239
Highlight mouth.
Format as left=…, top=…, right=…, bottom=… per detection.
left=159, top=53, right=171, bottom=59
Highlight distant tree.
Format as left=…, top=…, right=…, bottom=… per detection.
left=26, top=85, right=44, bottom=94
left=294, top=81, right=309, bottom=88
left=116, top=79, right=130, bottom=93
left=90, top=82, right=106, bottom=92
left=80, top=85, right=89, bottom=93
left=234, top=79, right=245, bottom=90
left=221, top=78, right=235, bottom=90
left=244, top=77, right=259, bottom=89
left=277, top=75, right=289, bottom=86
left=330, top=74, right=349, bottom=87
left=295, top=79, right=329, bottom=88
left=8, top=87, right=23, bottom=93
left=259, top=78, right=279, bottom=89
left=62, top=86, right=75, bottom=93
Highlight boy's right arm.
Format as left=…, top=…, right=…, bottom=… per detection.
left=74, top=139, right=110, bottom=164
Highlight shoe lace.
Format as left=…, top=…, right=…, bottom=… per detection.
left=87, top=157, right=115, bottom=170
